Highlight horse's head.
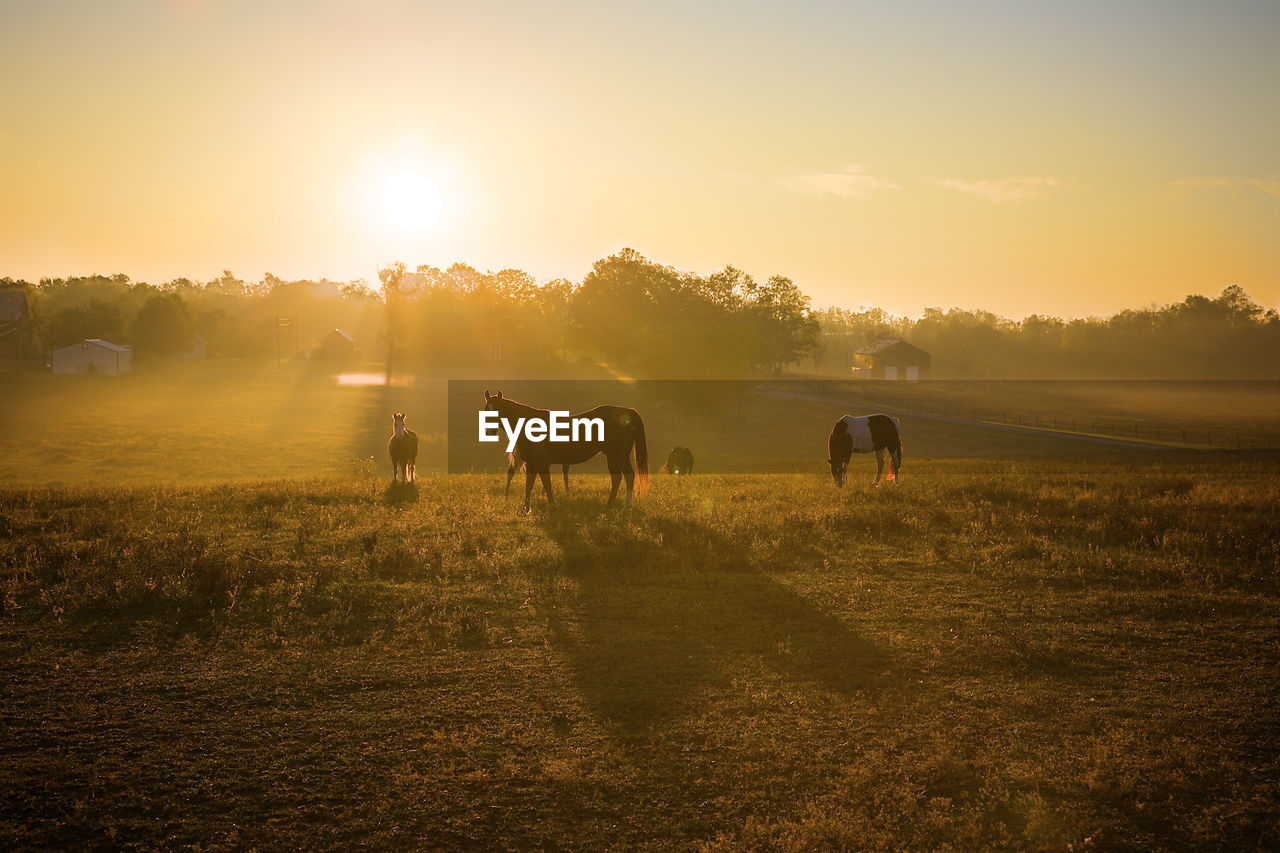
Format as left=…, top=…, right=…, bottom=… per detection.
left=393, top=411, right=405, bottom=424
left=482, top=389, right=503, bottom=412
left=829, top=458, right=848, bottom=487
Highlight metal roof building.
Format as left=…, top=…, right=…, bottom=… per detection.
left=52, top=339, right=133, bottom=375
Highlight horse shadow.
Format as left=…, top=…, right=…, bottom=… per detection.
left=381, top=481, right=419, bottom=506
left=536, top=506, right=894, bottom=736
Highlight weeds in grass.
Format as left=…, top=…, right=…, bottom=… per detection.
left=1, top=459, right=1278, bottom=850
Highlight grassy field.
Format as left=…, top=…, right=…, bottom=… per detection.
left=808, top=379, right=1280, bottom=449
left=2, top=363, right=1278, bottom=849
left=3, top=459, right=1279, bottom=850
left=9, top=363, right=1270, bottom=487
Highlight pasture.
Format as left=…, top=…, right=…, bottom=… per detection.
left=2, top=362, right=1278, bottom=849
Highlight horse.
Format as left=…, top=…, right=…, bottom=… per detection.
left=828, top=414, right=902, bottom=487
left=660, top=446, right=695, bottom=475
left=482, top=390, right=649, bottom=512
left=388, top=411, right=418, bottom=484
left=505, top=444, right=570, bottom=497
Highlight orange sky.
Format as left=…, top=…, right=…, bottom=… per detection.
left=1, top=1, right=1276, bottom=318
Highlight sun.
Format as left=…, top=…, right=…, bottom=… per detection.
left=379, top=170, right=442, bottom=232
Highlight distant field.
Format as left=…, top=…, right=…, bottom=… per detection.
left=0, top=362, right=445, bottom=486
left=2, top=461, right=1278, bottom=850
left=4, top=363, right=1278, bottom=486
left=814, top=379, right=1280, bottom=449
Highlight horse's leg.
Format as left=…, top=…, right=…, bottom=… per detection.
left=539, top=468, right=555, bottom=507
left=523, top=468, right=537, bottom=514
left=874, top=448, right=885, bottom=485
left=562, top=465, right=570, bottom=493
left=892, top=448, right=902, bottom=483
left=607, top=468, right=622, bottom=508
left=622, top=458, right=636, bottom=510
left=408, top=461, right=415, bottom=483
left=505, top=463, right=516, bottom=496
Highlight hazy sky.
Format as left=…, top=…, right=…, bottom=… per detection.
left=2, top=0, right=1277, bottom=317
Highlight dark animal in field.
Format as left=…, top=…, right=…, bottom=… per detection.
left=828, top=414, right=902, bottom=487
left=388, top=412, right=418, bottom=484
left=660, top=446, right=695, bottom=475
left=483, top=390, right=648, bottom=513
left=506, top=444, right=570, bottom=497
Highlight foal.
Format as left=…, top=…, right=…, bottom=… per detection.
left=388, top=412, right=418, bottom=484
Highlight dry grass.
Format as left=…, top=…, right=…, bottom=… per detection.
left=2, top=458, right=1278, bottom=850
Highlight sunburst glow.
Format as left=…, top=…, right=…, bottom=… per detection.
left=379, top=170, right=442, bottom=232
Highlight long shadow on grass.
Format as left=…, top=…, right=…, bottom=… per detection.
left=537, top=505, right=894, bottom=736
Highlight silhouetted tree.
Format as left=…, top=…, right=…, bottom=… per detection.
left=45, top=299, right=124, bottom=350
left=132, top=292, right=191, bottom=361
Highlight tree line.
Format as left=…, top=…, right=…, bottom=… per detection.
left=2, top=251, right=1277, bottom=378
left=814, top=284, right=1280, bottom=379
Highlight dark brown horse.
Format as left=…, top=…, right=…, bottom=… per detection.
left=506, top=445, right=570, bottom=497
left=660, top=446, right=694, bottom=475
left=388, top=411, right=418, bottom=483
left=483, top=390, right=648, bottom=512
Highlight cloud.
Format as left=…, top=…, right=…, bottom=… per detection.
left=775, top=166, right=901, bottom=200
left=927, top=176, right=1069, bottom=203
left=1247, top=178, right=1280, bottom=198
left=1168, top=176, right=1280, bottom=198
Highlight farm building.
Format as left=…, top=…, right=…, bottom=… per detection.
left=184, top=334, right=207, bottom=360
left=853, top=338, right=931, bottom=381
left=52, top=339, right=133, bottom=375
left=315, top=328, right=358, bottom=361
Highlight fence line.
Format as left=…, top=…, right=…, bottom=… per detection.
left=911, top=403, right=1278, bottom=450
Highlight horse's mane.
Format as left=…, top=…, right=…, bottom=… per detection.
left=492, top=396, right=548, bottom=419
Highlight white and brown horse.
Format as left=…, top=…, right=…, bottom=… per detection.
left=828, top=414, right=902, bottom=487
left=483, top=390, right=648, bottom=513
left=388, top=412, right=418, bottom=484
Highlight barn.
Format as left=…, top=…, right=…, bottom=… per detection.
left=52, top=339, right=133, bottom=375
left=852, top=338, right=930, bottom=381
left=315, top=328, right=358, bottom=361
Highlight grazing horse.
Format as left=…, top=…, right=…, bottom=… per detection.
left=506, top=445, right=570, bottom=497
left=828, top=414, right=902, bottom=487
left=660, top=446, right=695, bottom=475
left=388, top=412, right=418, bottom=484
left=483, top=390, right=649, bottom=512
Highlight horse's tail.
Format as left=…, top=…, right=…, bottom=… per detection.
left=891, top=417, right=903, bottom=480
left=633, top=410, right=650, bottom=496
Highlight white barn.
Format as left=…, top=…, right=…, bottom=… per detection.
left=52, top=339, right=132, bottom=375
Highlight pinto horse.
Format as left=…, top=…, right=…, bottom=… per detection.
left=483, top=390, right=649, bottom=512
left=828, top=414, right=902, bottom=487
left=388, top=412, right=419, bottom=483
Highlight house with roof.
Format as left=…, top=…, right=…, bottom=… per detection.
left=52, top=339, right=133, bottom=375
left=852, top=338, right=930, bottom=381
left=314, top=328, right=358, bottom=361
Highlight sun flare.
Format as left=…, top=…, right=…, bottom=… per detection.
left=379, top=170, right=442, bottom=232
